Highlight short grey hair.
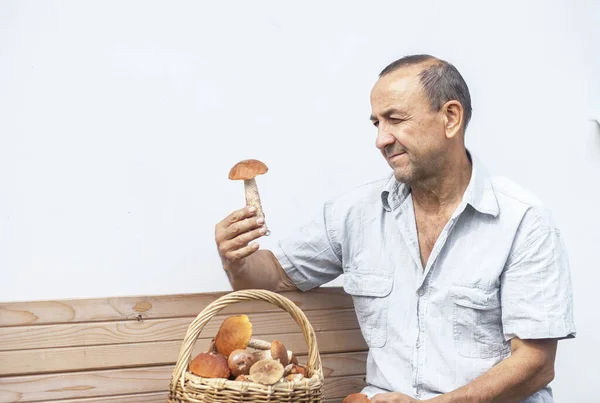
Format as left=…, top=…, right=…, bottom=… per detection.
left=379, top=54, right=473, bottom=131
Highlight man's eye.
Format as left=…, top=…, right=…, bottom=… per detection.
left=372, top=121, right=379, bottom=127
left=390, top=117, right=404, bottom=123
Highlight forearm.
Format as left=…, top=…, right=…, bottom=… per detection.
left=427, top=344, right=555, bottom=403
left=224, top=250, right=298, bottom=292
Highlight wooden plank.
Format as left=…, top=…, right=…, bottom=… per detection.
left=36, top=376, right=364, bottom=403
left=324, top=375, right=366, bottom=398
left=0, top=288, right=353, bottom=327
left=0, top=352, right=367, bottom=402
left=317, top=351, right=368, bottom=378
left=31, top=391, right=346, bottom=403
left=0, top=309, right=360, bottom=351
left=27, top=391, right=167, bottom=403
left=0, top=329, right=367, bottom=376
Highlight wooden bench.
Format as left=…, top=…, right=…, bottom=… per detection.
left=0, top=287, right=367, bottom=402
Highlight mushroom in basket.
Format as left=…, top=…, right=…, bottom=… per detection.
left=189, top=351, right=230, bottom=379
left=188, top=313, right=306, bottom=385
left=248, top=358, right=285, bottom=385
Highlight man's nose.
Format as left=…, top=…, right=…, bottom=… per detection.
left=375, top=128, right=396, bottom=150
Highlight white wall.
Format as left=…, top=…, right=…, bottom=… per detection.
left=1, top=0, right=598, bottom=400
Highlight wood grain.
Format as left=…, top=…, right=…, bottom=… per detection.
left=0, top=308, right=359, bottom=351
left=0, top=329, right=367, bottom=376
left=33, top=377, right=364, bottom=403
left=40, top=392, right=347, bottom=403
left=0, top=288, right=354, bottom=327
left=0, top=352, right=367, bottom=402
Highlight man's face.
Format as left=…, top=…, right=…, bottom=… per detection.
left=370, top=65, right=447, bottom=184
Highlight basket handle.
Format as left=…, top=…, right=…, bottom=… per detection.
left=170, top=289, right=323, bottom=389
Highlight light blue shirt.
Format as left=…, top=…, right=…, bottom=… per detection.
left=272, top=152, right=576, bottom=402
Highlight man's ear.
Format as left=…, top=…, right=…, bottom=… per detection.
left=443, top=100, right=463, bottom=139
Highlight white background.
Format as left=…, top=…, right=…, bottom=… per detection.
left=1, top=0, right=598, bottom=400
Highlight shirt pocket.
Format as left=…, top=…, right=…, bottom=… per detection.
left=343, top=271, right=393, bottom=348
left=450, top=283, right=510, bottom=359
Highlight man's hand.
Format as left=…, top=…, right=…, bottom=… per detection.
left=214, top=205, right=295, bottom=292
left=215, top=206, right=267, bottom=273
left=371, top=392, right=423, bottom=403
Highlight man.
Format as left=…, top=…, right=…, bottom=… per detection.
left=214, top=54, right=576, bottom=402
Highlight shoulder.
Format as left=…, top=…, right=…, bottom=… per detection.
left=490, top=176, right=561, bottom=247
left=491, top=176, right=545, bottom=208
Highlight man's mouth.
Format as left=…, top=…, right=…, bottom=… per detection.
left=387, top=151, right=406, bottom=159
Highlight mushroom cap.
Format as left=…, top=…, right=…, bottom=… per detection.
left=249, top=359, right=285, bottom=385
left=270, top=340, right=289, bottom=367
left=189, top=352, right=230, bottom=379
left=214, top=314, right=253, bottom=357
left=227, top=348, right=257, bottom=377
left=228, top=159, right=268, bottom=180
left=288, top=364, right=307, bottom=377
left=343, top=393, right=371, bottom=403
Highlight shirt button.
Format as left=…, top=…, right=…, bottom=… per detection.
left=417, top=289, right=425, bottom=296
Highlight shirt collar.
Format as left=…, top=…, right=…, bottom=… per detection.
left=381, top=150, right=499, bottom=217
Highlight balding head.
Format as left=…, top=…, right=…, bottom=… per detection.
left=379, top=54, right=472, bottom=132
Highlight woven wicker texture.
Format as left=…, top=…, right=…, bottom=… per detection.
left=168, top=289, right=324, bottom=402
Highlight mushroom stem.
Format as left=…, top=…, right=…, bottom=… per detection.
left=252, top=348, right=295, bottom=365
left=243, top=178, right=270, bottom=236
left=248, top=338, right=272, bottom=350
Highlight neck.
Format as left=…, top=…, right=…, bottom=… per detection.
left=410, top=151, right=472, bottom=215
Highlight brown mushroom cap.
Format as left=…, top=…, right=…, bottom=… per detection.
left=228, top=159, right=268, bottom=180
left=214, top=314, right=253, bottom=357
left=343, top=393, right=371, bottom=403
left=288, top=364, right=307, bottom=377
left=227, top=349, right=257, bottom=377
left=270, top=340, right=289, bottom=367
left=189, top=352, right=230, bottom=379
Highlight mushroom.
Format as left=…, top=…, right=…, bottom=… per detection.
left=249, top=338, right=294, bottom=367
left=207, top=338, right=217, bottom=353
left=247, top=338, right=271, bottom=350
left=189, top=352, right=230, bottom=379
left=214, top=315, right=275, bottom=358
left=214, top=314, right=253, bottom=357
left=284, top=363, right=307, bottom=378
left=268, top=340, right=289, bottom=366
left=248, top=359, right=285, bottom=385
left=228, top=159, right=270, bottom=235
left=227, top=348, right=256, bottom=377
left=343, top=393, right=371, bottom=403
left=235, top=374, right=250, bottom=382
left=285, top=373, right=304, bottom=382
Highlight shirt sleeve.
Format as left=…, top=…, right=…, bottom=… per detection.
left=500, top=207, right=576, bottom=341
left=271, top=200, right=344, bottom=291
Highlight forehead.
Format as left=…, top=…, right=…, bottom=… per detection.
left=370, top=65, right=427, bottom=109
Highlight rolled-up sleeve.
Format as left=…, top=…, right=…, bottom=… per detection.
left=272, top=200, right=344, bottom=291
left=500, top=208, right=576, bottom=341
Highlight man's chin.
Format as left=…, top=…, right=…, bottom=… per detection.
left=391, top=168, right=414, bottom=184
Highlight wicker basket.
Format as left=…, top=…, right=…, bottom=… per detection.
left=168, top=289, right=324, bottom=402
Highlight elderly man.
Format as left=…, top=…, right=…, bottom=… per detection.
left=214, top=54, right=576, bottom=402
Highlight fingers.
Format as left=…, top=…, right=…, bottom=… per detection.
left=224, top=205, right=258, bottom=227
left=216, top=206, right=263, bottom=242
left=218, top=225, right=266, bottom=261
left=223, top=240, right=260, bottom=261
left=215, top=206, right=268, bottom=267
